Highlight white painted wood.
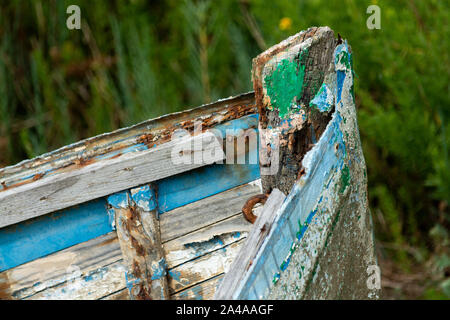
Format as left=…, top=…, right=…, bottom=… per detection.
left=163, top=212, right=257, bottom=269
left=101, top=273, right=225, bottom=300
left=0, top=93, right=254, bottom=188
left=0, top=131, right=224, bottom=228
left=112, top=186, right=170, bottom=300
left=172, top=275, right=223, bottom=300
left=169, top=239, right=245, bottom=294
left=1, top=180, right=262, bottom=300
left=213, top=188, right=286, bottom=300
left=0, top=232, right=121, bottom=300
left=160, top=182, right=261, bottom=243
left=25, top=260, right=126, bottom=300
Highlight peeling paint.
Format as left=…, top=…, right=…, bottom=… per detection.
left=130, top=185, right=157, bottom=212
left=263, top=55, right=306, bottom=119
left=107, top=192, right=130, bottom=209
left=310, top=83, right=334, bottom=112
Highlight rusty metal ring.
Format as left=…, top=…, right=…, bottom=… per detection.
left=242, top=194, right=268, bottom=224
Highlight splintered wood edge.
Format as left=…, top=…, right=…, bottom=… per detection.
left=251, top=26, right=333, bottom=125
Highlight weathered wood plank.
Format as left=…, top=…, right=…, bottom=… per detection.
left=0, top=232, right=121, bottom=300
left=0, top=93, right=255, bottom=191
left=100, top=288, right=129, bottom=300
left=101, top=273, right=225, bottom=300
left=109, top=185, right=169, bottom=300
left=21, top=231, right=245, bottom=299
left=0, top=197, right=113, bottom=272
left=253, top=26, right=335, bottom=195
left=160, top=182, right=261, bottom=243
left=99, top=271, right=225, bottom=300
left=0, top=150, right=260, bottom=273
left=163, top=211, right=258, bottom=269
left=172, top=275, right=223, bottom=300
left=24, top=235, right=244, bottom=299
left=168, top=239, right=245, bottom=294
left=226, top=28, right=379, bottom=300
left=1, top=179, right=262, bottom=300
left=157, top=114, right=260, bottom=213
left=0, top=131, right=225, bottom=229
left=25, top=260, right=126, bottom=300
left=157, top=161, right=260, bottom=215
left=214, top=189, right=286, bottom=300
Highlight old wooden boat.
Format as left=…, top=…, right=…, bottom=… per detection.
left=0, top=26, right=379, bottom=300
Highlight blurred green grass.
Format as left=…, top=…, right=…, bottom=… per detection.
left=0, top=0, right=448, bottom=299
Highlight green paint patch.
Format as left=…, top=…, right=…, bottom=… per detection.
left=337, top=51, right=351, bottom=70
left=273, top=273, right=280, bottom=285
left=264, top=55, right=306, bottom=119
left=339, top=165, right=351, bottom=194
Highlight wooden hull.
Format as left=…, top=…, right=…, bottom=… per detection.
left=0, top=27, right=379, bottom=300
left=0, top=93, right=260, bottom=300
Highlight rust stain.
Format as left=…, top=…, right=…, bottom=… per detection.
left=246, top=260, right=253, bottom=271
left=110, top=153, right=122, bottom=160
left=130, top=260, right=152, bottom=300
left=132, top=260, right=142, bottom=278
left=32, top=173, right=45, bottom=181
left=137, top=103, right=255, bottom=150
left=131, top=236, right=145, bottom=257
left=137, top=133, right=154, bottom=146
left=74, top=157, right=95, bottom=167
left=242, top=194, right=269, bottom=224
left=0, top=272, right=13, bottom=300
left=260, top=224, right=267, bottom=233
left=136, top=284, right=151, bottom=300
left=297, top=167, right=306, bottom=180
left=1, top=96, right=256, bottom=192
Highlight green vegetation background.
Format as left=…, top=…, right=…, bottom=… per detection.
left=0, top=0, right=448, bottom=299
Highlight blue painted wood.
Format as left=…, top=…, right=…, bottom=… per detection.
left=156, top=114, right=260, bottom=214
left=157, top=163, right=260, bottom=214
left=0, top=115, right=260, bottom=272
left=235, top=43, right=352, bottom=299
left=0, top=198, right=111, bottom=272
left=236, top=109, right=346, bottom=299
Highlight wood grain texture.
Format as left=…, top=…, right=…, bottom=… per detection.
left=25, top=260, right=126, bottom=300
left=163, top=212, right=256, bottom=269
left=0, top=197, right=112, bottom=272
left=266, top=41, right=379, bottom=300
left=1, top=180, right=262, bottom=300
left=0, top=139, right=259, bottom=272
left=0, top=131, right=224, bottom=228
left=223, top=34, right=379, bottom=300
left=160, top=182, right=261, bottom=243
left=0, top=232, right=121, bottom=300
left=110, top=185, right=169, bottom=300
left=100, top=288, right=129, bottom=300
left=253, top=26, right=336, bottom=195
left=214, top=188, right=286, bottom=299
left=0, top=93, right=254, bottom=189
left=172, top=275, right=223, bottom=300
left=168, top=239, right=245, bottom=294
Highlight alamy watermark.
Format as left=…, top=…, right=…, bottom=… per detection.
left=366, top=265, right=381, bottom=290
left=169, top=121, right=280, bottom=175
left=366, top=5, right=381, bottom=30
left=66, top=5, right=81, bottom=30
